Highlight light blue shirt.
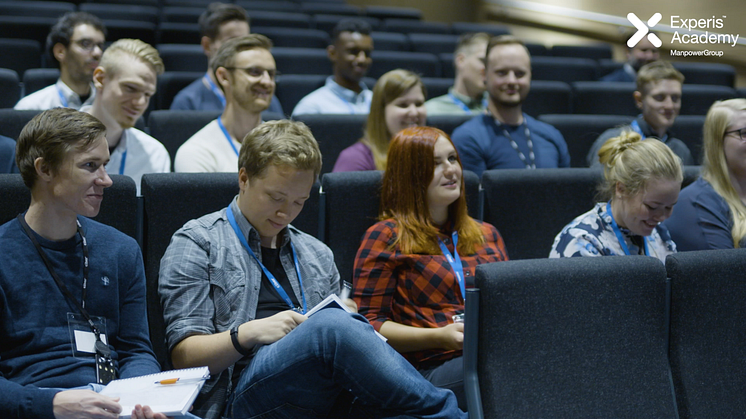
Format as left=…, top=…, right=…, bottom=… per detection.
left=292, top=76, right=372, bottom=116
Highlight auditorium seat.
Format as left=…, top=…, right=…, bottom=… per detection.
left=275, top=74, right=327, bottom=116
left=523, top=80, right=572, bottom=116
left=320, top=170, right=480, bottom=283
left=79, top=3, right=159, bottom=24
left=141, top=172, right=320, bottom=366
left=680, top=85, right=736, bottom=115
left=0, top=69, right=20, bottom=109
left=673, top=62, right=736, bottom=87
left=0, top=173, right=139, bottom=240
left=0, top=17, right=57, bottom=46
left=157, top=44, right=206, bottom=73
left=481, top=168, right=601, bottom=259
left=299, top=2, right=361, bottom=16
left=292, top=114, right=367, bottom=174
left=370, top=31, right=409, bottom=52
left=525, top=42, right=550, bottom=57
left=427, top=114, right=473, bottom=139
left=597, top=59, right=624, bottom=80
left=157, top=22, right=201, bottom=45
left=464, top=256, right=677, bottom=418
left=238, top=0, right=297, bottom=13
left=407, top=33, right=459, bottom=55
left=22, top=68, right=60, bottom=97
left=666, top=248, right=746, bottom=419
left=155, top=71, right=203, bottom=110
left=0, top=1, right=75, bottom=18
left=538, top=114, right=633, bottom=167
left=438, top=53, right=455, bottom=78
left=450, top=22, right=510, bottom=37
left=103, top=20, right=157, bottom=45
left=571, top=81, right=638, bottom=115
left=252, top=27, right=330, bottom=49
left=248, top=11, right=312, bottom=29
left=364, top=6, right=422, bottom=21
left=671, top=115, right=706, bottom=164
left=0, top=39, right=42, bottom=80
left=312, top=14, right=381, bottom=34
left=147, top=110, right=221, bottom=168
left=420, top=77, right=453, bottom=100
left=368, top=50, right=440, bottom=79
left=531, top=56, right=598, bottom=83
left=159, top=6, right=203, bottom=23
left=551, top=44, right=613, bottom=60
left=381, top=19, right=450, bottom=35
left=272, top=47, right=330, bottom=75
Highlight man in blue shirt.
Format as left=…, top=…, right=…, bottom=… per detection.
left=291, top=18, right=374, bottom=116
left=169, top=3, right=283, bottom=115
left=600, top=33, right=660, bottom=83
left=452, top=35, right=570, bottom=177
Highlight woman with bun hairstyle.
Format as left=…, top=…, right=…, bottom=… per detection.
left=352, top=126, right=508, bottom=410
left=333, top=69, right=427, bottom=171
left=663, top=99, right=746, bottom=250
left=550, top=130, right=683, bottom=261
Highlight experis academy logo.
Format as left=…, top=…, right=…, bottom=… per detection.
left=627, top=12, right=663, bottom=48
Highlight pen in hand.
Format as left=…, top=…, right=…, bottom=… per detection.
left=154, top=377, right=206, bottom=385
left=339, top=281, right=352, bottom=300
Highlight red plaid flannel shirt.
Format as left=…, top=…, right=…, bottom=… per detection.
left=352, top=219, right=509, bottom=368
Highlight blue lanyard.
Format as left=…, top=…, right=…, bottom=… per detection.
left=606, top=201, right=650, bottom=256
left=119, top=150, right=127, bottom=175
left=448, top=93, right=488, bottom=114
left=217, top=116, right=240, bottom=157
left=204, top=74, right=226, bottom=108
left=56, top=86, right=69, bottom=108
left=437, top=232, right=466, bottom=300
left=226, top=206, right=307, bottom=313
left=631, top=119, right=668, bottom=143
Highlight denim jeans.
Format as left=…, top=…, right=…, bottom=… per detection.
left=225, top=309, right=467, bottom=419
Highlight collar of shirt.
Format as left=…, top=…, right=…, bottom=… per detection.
left=325, top=76, right=370, bottom=105
left=635, top=115, right=673, bottom=143
left=229, top=196, right=291, bottom=249
left=55, top=79, right=95, bottom=108
left=447, top=87, right=484, bottom=109
left=623, top=63, right=637, bottom=80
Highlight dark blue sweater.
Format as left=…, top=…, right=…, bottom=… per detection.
left=0, top=216, right=160, bottom=419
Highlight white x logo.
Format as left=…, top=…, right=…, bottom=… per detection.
left=627, top=13, right=663, bottom=48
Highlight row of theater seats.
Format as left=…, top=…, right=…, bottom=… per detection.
left=4, top=168, right=740, bottom=419
left=0, top=109, right=712, bottom=172
left=464, top=248, right=746, bottom=419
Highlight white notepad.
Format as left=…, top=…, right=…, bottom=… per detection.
left=306, top=294, right=387, bottom=341
left=100, top=366, right=210, bottom=418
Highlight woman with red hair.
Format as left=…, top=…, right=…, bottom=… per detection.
left=352, top=126, right=508, bottom=410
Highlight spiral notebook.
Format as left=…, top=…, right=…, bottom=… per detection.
left=100, top=366, right=210, bottom=418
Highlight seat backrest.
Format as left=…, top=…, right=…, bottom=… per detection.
left=551, top=44, right=613, bottom=60
left=523, top=80, right=572, bottom=116
left=272, top=47, right=330, bottom=75
left=0, top=17, right=56, bottom=46
left=370, top=31, right=409, bottom=52
left=248, top=11, right=312, bottom=29
left=673, top=62, right=736, bottom=87
left=482, top=168, right=601, bottom=259
left=275, top=74, right=327, bottom=115
left=79, top=3, right=159, bottom=24
left=680, top=84, right=736, bottom=115
left=157, top=22, right=201, bottom=45
left=155, top=71, right=202, bottom=110
left=531, top=56, right=598, bottom=83
left=467, top=256, right=676, bottom=419
left=380, top=18, right=450, bottom=35
left=407, top=33, right=459, bottom=55
left=0, top=68, right=20, bottom=109
left=365, top=6, right=422, bottom=21
left=321, top=169, right=481, bottom=283
left=147, top=110, right=221, bottom=169
left=311, top=14, right=381, bottom=34
left=0, top=109, right=42, bottom=139
left=538, top=114, right=633, bottom=167
left=426, top=114, right=474, bottom=138
left=368, top=50, right=440, bottom=79
left=252, top=27, right=330, bottom=49
left=0, top=39, right=41, bottom=79
left=0, top=1, right=75, bottom=18
left=157, top=44, right=207, bottom=73
left=293, top=113, right=367, bottom=174
left=103, top=20, right=157, bottom=45
left=450, top=22, right=510, bottom=36
left=666, top=248, right=746, bottom=419
left=671, top=115, right=706, bottom=164
left=571, top=81, right=638, bottom=115
left=0, top=173, right=138, bottom=240
left=22, top=68, right=59, bottom=96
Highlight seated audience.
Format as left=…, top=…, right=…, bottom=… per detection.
left=663, top=99, right=746, bottom=250
left=0, top=135, right=16, bottom=173
left=292, top=18, right=374, bottom=116
left=0, top=108, right=180, bottom=419
left=159, top=119, right=467, bottom=419
left=550, top=130, right=682, bottom=262
left=175, top=35, right=275, bottom=173
left=452, top=35, right=570, bottom=177
left=587, top=61, right=693, bottom=167
left=169, top=2, right=282, bottom=115
left=600, top=32, right=660, bottom=82
left=333, top=69, right=426, bottom=172
left=425, top=32, right=490, bottom=116
left=353, top=126, right=509, bottom=410
left=85, top=39, right=170, bottom=194
left=15, top=12, right=105, bottom=110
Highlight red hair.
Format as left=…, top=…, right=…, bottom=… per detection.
left=380, top=126, right=484, bottom=255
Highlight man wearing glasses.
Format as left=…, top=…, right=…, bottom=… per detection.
left=175, top=35, right=276, bottom=173
left=15, top=12, right=106, bottom=110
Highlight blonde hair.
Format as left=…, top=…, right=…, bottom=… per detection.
left=99, top=38, right=164, bottom=76
left=598, top=130, right=683, bottom=200
left=701, top=99, right=746, bottom=247
left=636, top=61, right=684, bottom=94
left=363, top=69, right=425, bottom=171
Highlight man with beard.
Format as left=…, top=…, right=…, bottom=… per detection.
left=451, top=35, right=570, bottom=177
left=175, top=35, right=275, bottom=173
left=291, top=18, right=374, bottom=116
left=15, top=12, right=106, bottom=110
left=85, top=39, right=170, bottom=194
left=600, top=32, right=660, bottom=82
left=587, top=61, right=693, bottom=167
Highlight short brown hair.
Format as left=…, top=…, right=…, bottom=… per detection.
left=199, top=2, right=249, bottom=39
left=455, top=32, right=490, bottom=56
left=238, top=119, right=322, bottom=180
left=16, top=108, right=106, bottom=189
left=484, top=34, right=530, bottom=66
left=636, top=61, right=684, bottom=94
left=210, top=34, right=273, bottom=91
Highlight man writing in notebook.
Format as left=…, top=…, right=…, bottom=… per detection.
left=0, top=108, right=183, bottom=419
left=159, top=119, right=466, bottom=419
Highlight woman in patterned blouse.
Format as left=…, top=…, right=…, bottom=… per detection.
left=352, top=126, right=508, bottom=411
left=550, top=130, right=683, bottom=262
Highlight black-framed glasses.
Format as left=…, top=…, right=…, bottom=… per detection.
left=724, top=127, right=746, bottom=141
left=224, top=66, right=278, bottom=80
left=73, top=39, right=105, bottom=52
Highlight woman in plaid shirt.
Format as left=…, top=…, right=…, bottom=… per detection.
left=352, top=126, right=509, bottom=411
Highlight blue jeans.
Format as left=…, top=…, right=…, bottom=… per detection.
left=225, top=309, right=467, bottom=419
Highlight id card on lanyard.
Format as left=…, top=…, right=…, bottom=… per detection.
left=606, top=201, right=650, bottom=256
left=226, top=206, right=307, bottom=313
left=437, top=231, right=466, bottom=300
